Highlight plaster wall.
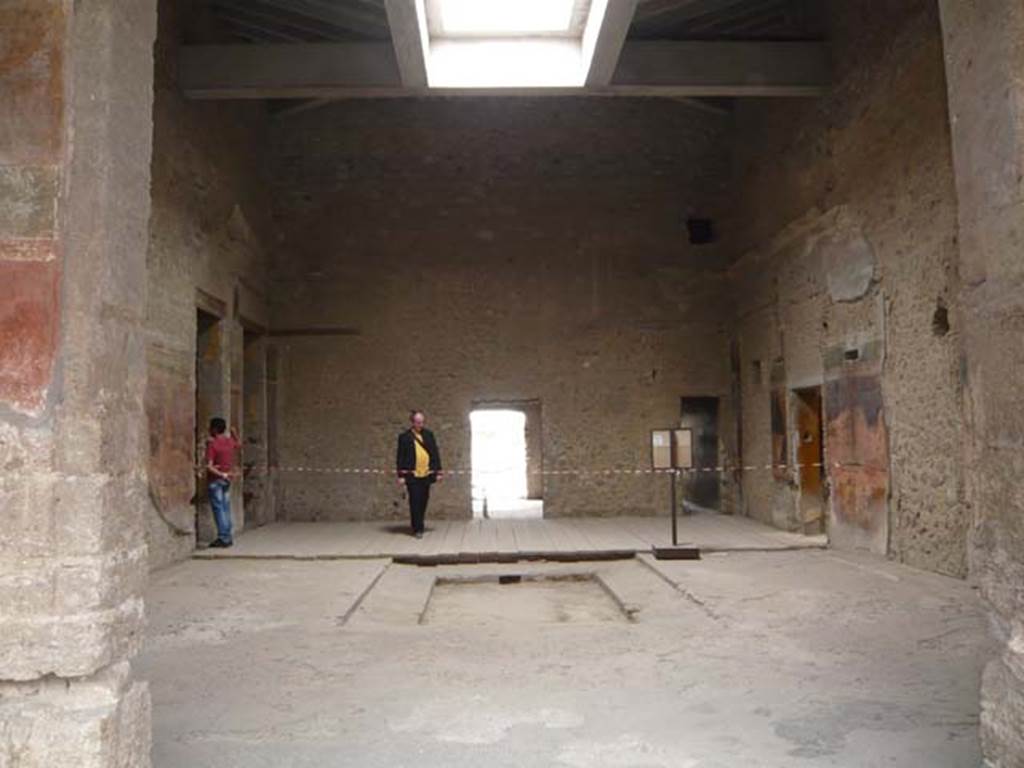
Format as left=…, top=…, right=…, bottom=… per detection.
left=727, top=0, right=967, bottom=576
left=144, top=0, right=277, bottom=568
left=938, top=1, right=1024, bottom=763
left=0, top=1, right=156, bottom=763
left=268, top=99, right=735, bottom=521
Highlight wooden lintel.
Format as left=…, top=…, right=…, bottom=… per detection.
left=180, top=40, right=829, bottom=99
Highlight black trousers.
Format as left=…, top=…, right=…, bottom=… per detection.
left=406, top=478, right=431, bottom=533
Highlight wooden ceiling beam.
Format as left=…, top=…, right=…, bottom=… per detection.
left=180, top=39, right=828, bottom=99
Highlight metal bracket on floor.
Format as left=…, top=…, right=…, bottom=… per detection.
left=651, top=545, right=701, bottom=560
left=653, top=468, right=701, bottom=560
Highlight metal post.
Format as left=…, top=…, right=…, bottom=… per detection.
left=670, top=469, right=678, bottom=546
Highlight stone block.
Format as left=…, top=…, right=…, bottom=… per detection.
left=53, top=474, right=146, bottom=557
left=53, top=547, right=148, bottom=616
left=0, top=556, right=55, bottom=617
left=0, top=470, right=55, bottom=558
left=0, top=545, right=146, bottom=619
left=0, top=662, right=150, bottom=768
left=0, top=594, right=145, bottom=681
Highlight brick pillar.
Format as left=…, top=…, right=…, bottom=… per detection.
left=0, top=1, right=157, bottom=765
left=938, top=2, right=1024, bottom=765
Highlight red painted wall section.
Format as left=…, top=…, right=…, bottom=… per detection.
left=0, top=0, right=66, bottom=416
left=825, top=358, right=891, bottom=554
left=145, top=359, right=196, bottom=523
left=0, top=259, right=61, bottom=414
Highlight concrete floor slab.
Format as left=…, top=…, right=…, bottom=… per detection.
left=139, top=550, right=990, bottom=767
left=192, top=515, right=827, bottom=562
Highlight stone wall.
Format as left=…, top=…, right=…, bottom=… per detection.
left=268, top=99, right=735, bottom=521
left=725, top=0, right=968, bottom=576
left=144, top=0, right=277, bottom=568
left=938, top=2, right=1024, bottom=764
left=0, top=1, right=156, bottom=764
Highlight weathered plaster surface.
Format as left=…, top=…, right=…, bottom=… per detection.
left=144, top=0, right=276, bottom=569
left=0, top=0, right=64, bottom=416
left=727, top=0, right=967, bottom=576
left=0, top=0, right=157, bottom=764
left=267, top=98, right=735, bottom=522
left=939, top=1, right=1024, bottom=763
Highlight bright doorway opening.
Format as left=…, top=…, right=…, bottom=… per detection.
left=470, top=409, right=543, bottom=519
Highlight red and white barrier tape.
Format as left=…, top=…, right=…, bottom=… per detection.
left=206, top=463, right=836, bottom=477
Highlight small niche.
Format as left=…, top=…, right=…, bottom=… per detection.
left=686, top=218, right=715, bottom=245
left=932, top=302, right=950, bottom=337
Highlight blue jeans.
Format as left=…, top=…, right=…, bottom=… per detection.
left=208, top=479, right=233, bottom=543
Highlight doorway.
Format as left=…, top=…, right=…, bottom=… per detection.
left=242, top=329, right=270, bottom=527
left=470, top=408, right=543, bottom=519
left=680, top=397, right=720, bottom=512
left=195, top=308, right=224, bottom=545
left=793, top=387, right=826, bottom=535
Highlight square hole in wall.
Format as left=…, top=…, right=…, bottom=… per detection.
left=686, top=217, right=715, bottom=245
left=751, top=359, right=764, bottom=388
left=422, top=576, right=627, bottom=626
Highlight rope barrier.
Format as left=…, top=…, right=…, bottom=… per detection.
left=199, top=462, right=836, bottom=478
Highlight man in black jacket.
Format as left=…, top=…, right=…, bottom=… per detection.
left=396, top=410, right=443, bottom=538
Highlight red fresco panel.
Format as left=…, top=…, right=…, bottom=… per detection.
left=146, top=361, right=197, bottom=517
left=0, top=258, right=60, bottom=414
left=0, top=1, right=66, bottom=165
left=824, top=368, right=890, bottom=553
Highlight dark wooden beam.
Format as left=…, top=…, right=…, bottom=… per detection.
left=634, top=0, right=744, bottom=25
left=212, top=1, right=338, bottom=41
left=610, top=40, right=827, bottom=96
left=268, top=327, right=362, bottom=337
left=253, top=0, right=390, bottom=37
left=179, top=42, right=403, bottom=98
left=179, top=40, right=828, bottom=99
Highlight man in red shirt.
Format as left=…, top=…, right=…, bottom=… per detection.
left=205, top=417, right=241, bottom=548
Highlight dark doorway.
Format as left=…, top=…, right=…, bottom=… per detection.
left=793, top=387, right=826, bottom=535
left=242, top=329, right=270, bottom=527
left=195, top=308, right=224, bottom=545
left=680, top=397, right=720, bottom=512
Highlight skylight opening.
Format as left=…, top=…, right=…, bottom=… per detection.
left=428, top=39, right=586, bottom=88
left=419, top=0, right=599, bottom=88
left=438, top=0, right=576, bottom=36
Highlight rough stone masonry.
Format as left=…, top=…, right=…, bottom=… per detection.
left=0, top=0, right=1023, bottom=766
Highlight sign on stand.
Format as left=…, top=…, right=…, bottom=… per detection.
left=650, top=428, right=700, bottom=559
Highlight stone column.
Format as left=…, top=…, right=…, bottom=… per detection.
left=0, top=1, right=157, bottom=764
left=938, top=2, right=1024, bottom=765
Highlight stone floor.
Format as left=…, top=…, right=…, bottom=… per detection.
left=139, top=547, right=990, bottom=767
left=193, top=513, right=826, bottom=562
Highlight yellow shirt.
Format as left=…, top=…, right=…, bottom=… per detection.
left=413, top=432, right=430, bottom=478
